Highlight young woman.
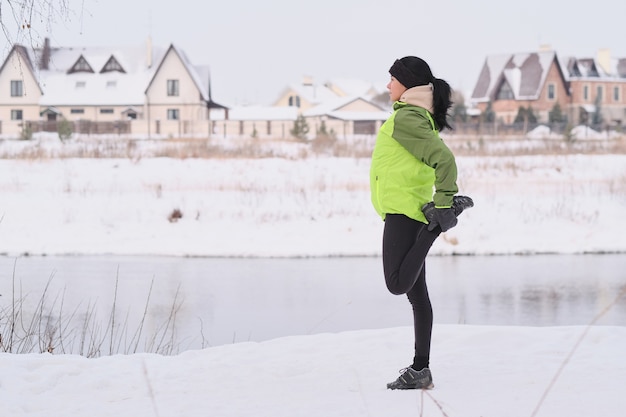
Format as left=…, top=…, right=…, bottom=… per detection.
left=369, top=56, right=473, bottom=390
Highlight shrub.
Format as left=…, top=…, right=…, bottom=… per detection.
left=58, top=119, right=73, bottom=142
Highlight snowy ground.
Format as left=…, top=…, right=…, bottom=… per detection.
left=1, top=136, right=625, bottom=417
left=0, top=141, right=625, bottom=257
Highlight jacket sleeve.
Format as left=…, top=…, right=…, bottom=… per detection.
left=392, top=109, right=458, bottom=207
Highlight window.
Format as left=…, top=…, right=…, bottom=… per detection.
left=167, top=79, right=179, bottom=96
left=70, top=109, right=85, bottom=114
left=100, top=108, right=114, bottom=114
left=68, top=55, right=94, bottom=74
left=596, top=85, right=604, bottom=102
left=495, top=81, right=514, bottom=100
left=167, top=109, right=179, bottom=120
left=11, top=109, right=23, bottom=120
left=106, top=81, right=117, bottom=89
left=583, top=85, right=589, bottom=101
left=614, top=86, right=621, bottom=102
left=10, top=80, right=23, bottom=97
left=100, top=56, right=125, bottom=73
left=75, top=81, right=86, bottom=89
left=547, top=84, right=556, bottom=100
left=288, top=95, right=301, bottom=108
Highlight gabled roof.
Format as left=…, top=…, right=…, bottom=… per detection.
left=324, top=78, right=383, bottom=99
left=471, top=51, right=562, bottom=102
left=144, top=44, right=208, bottom=100
left=19, top=42, right=168, bottom=106
left=0, top=40, right=227, bottom=108
left=274, top=83, right=338, bottom=106
left=0, top=45, right=44, bottom=95
left=562, top=56, right=626, bottom=80
left=227, top=105, right=298, bottom=121
left=303, top=96, right=386, bottom=116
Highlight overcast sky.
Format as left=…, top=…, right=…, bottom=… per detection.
left=2, top=0, right=625, bottom=106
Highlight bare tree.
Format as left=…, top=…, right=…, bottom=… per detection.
left=0, top=0, right=74, bottom=48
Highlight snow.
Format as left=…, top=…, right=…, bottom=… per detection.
left=1, top=135, right=625, bottom=417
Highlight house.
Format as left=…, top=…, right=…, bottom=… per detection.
left=271, top=77, right=389, bottom=138
left=302, top=96, right=389, bottom=136
left=0, top=38, right=225, bottom=138
left=470, top=48, right=626, bottom=126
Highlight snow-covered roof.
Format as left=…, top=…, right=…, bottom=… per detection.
left=324, top=110, right=389, bottom=121
left=324, top=78, right=382, bottom=98
left=283, top=83, right=338, bottom=105
left=471, top=51, right=558, bottom=102
left=228, top=105, right=298, bottom=121
left=19, top=41, right=211, bottom=107
left=303, top=96, right=386, bottom=118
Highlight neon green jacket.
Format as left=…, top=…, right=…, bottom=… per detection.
left=370, top=100, right=458, bottom=223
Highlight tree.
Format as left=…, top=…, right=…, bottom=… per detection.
left=450, top=89, right=467, bottom=123
left=1, top=1, right=73, bottom=46
left=514, top=106, right=537, bottom=124
left=57, top=118, right=72, bottom=142
left=548, top=103, right=566, bottom=123
left=481, top=101, right=495, bottom=123
left=592, top=95, right=603, bottom=126
left=290, top=114, right=310, bottom=141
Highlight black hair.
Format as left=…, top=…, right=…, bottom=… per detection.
left=389, top=56, right=453, bottom=131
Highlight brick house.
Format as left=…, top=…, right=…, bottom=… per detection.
left=470, top=48, right=626, bottom=127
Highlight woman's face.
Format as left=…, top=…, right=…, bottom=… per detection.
left=387, top=76, right=407, bottom=102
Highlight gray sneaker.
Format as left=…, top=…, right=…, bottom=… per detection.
left=422, top=195, right=474, bottom=222
left=387, top=367, right=434, bottom=390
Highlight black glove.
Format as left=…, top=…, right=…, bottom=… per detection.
left=427, top=208, right=458, bottom=232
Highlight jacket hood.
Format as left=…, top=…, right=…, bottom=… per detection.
left=399, top=84, right=434, bottom=113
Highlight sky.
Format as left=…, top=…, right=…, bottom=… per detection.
left=2, top=0, right=626, bottom=106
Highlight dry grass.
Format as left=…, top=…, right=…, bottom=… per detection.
left=0, top=260, right=187, bottom=357
left=1, top=132, right=623, bottom=161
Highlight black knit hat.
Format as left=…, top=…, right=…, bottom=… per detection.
left=389, top=56, right=434, bottom=89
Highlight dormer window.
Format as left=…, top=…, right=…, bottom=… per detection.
left=68, top=55, right=94, bottom=74
left=495, top=80, right=514, bottom=100
left=100, top=56, right=125, bottom=73
left=288, top=95, right=301, bottom=108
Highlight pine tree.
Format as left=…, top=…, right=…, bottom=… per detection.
left=290, top=114, right=310, bottom=141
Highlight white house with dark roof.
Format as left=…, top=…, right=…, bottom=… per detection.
left=1, top=39, right=389, bottom=140
left=0, top=38, right=223, bottom=137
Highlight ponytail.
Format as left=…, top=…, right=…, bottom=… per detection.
left=431, top=78, right=453, bottom=131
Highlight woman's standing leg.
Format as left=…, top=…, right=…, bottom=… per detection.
left=383, top=214, right=440, bottom=389
left=406, top=264, right=432, bottom=371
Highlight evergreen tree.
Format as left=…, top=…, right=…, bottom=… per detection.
left=290, top=114, right=310, bottom=141
left=514, top=106, right=537, bottom=124
left=482, top=101, right=495, bottom=123
left=548, top=103, right=566, bottom=123
left=592, top=95, right=603, bottom=125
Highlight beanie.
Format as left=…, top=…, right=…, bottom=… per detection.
left=389, top=56, right=434, bottom=89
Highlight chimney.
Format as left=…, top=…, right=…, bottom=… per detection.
left=302, top=75, right=313, bottom=86
left=146, top=36, right=153, bottom=68
left=538, top=44, right=552, bottom=52
left=40, top=37, right=50, bottom=70
left=597, top=48, right=611, bottom=75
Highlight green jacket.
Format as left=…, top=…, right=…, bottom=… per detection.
left=370, top=101, right=458, bottom=223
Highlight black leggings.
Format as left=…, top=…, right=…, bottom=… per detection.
left=382, top=213, right=440, bottom=369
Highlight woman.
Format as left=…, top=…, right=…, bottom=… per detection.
left=369, top=56, right=473, bottom=390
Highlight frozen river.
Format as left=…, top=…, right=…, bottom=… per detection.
left=1, top=254, right=624, bottom=354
